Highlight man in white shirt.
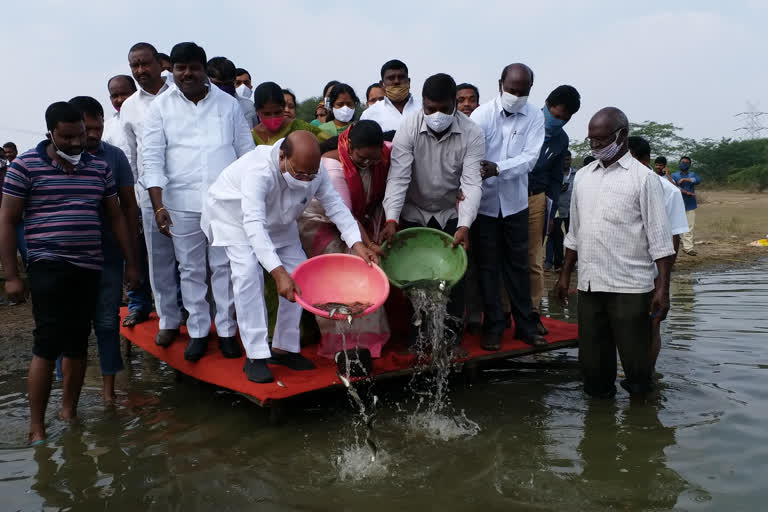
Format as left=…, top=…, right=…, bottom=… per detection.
left=380, top=73, right=484, bottom=353
left=102, top=75, right=136, bottom=156
left=556, top=107, right=676, bottom=399
left=360, top=59, right=422, bottom=133
left=469, top=63, right=546, bottom=350
left=628, top=136, right=688, bottom=371
left=143, top=42, right=256, bottom=363
left=120, top=42, right=179, bottom=337
left=203, top=131, right=377, bottom=383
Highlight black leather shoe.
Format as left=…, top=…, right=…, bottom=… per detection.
left=482, top=332, right=503, bottom=351
left=522, top=334, right=548, bottom=347
left=244, top=358, right=274, bottom=383
left=155, top=329, right=179, bottom=347
left=218, top=336, right=242, bottom=358
left=184, top=337, right=208, bottom=362
left=268, top=350, right=316, bottom=371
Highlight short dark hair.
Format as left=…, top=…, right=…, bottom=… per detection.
left=157, top=52, right=170, bottom=62
left=45, top=101, right=83, bottom=131
left=349, top=120, right=384, bottom=149
left=322, top=80, right=340, bottom=98
left=170, top=42, right=207, bottom=67
left=380, top=59, right=408, bottom=80
left=680, top=156, right=691, bottom=162
left=628, top=136, right=651, bottom=161
left=655, top=156, right=667, bottom=165
left=236, top=68, right=250, bottom=79
left=206, top=56, right=236, bottom=82
left=254, top=81, right=285, bottom=110
left=3, top=142, right=18, bottom=151
left=282, top=89, right=296, bottom=104
left=129, top=42, right=158, bottom=58
left=456, top=83, right=479, bottom=101
left=500, top=63, right=534, bottom=85
left=69, top=96, right=104, bottom=120
left=422, top=73, right=457, bottom=104
left=546, top=85, right=581, bottom=115
left=583, top=155, right=597, bottom=165
left=366, top=83, right=384, bottom=100
left=107, top=74, right=136, bottom=91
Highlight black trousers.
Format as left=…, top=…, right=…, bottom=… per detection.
left=551, top=217, right=570, bottom=268
left=577, top=291, right=654, bottom=397
left=400, top=217, right=465, bottom=345
left=470, top=211, right=537, bottom=338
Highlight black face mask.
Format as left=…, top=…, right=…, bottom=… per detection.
left=215, top=83, right=237, bottom=97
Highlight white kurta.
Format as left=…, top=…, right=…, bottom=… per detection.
left=203, top=142, right=363, bottom=359
left=141, top=83, right=255, bottom=339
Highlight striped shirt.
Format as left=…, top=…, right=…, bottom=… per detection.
left=564, top=151, right=674, bottom=294
left=2, top=141, right=117, bottom=270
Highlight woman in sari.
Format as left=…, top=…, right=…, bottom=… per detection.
left=298, top=120, right=392, bottom=358
left=318, top=83, right=359, bottom=137
left=251, top=81, right=330, bottom=146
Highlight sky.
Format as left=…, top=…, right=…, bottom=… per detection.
left=1, top=0, right=766, bottom=152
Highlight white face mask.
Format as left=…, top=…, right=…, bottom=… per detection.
left=49, top=131, right=82, bottom=167
left=332, top=106, right=355, bottom=123
left=591, top=131, right=622, bottom=163
left=424, top=110, right=454, bottom=133
left=500, top=92, right=528, bottom=114
left=236, top=83, right=252, bottom=99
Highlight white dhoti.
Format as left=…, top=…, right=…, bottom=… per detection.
left=168, top=209, right=236, bottom=339
left=141, top=206, right=182, bottom=330
left=225, top=241, right=306, bottom=360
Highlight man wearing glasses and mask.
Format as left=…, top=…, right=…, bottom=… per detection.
left=202, top=131, right=378, bottom=384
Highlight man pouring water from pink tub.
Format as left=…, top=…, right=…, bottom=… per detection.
left=202, top=131, right=378, bottom=384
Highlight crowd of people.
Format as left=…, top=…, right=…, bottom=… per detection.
left=0, top=40, right=703, bottom=443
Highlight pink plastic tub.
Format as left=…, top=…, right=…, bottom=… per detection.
left=291, top=254, right=390, bottom=321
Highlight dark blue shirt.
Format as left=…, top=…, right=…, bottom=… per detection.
left=529, top=129, right=569, bottom=219
left=93, top=141, right=134, bottom=259
left=670, top=170, right=701, bottom=211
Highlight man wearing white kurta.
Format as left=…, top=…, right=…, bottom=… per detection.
left=203, top=131, right=377, bottom=383
left=142, top=42, right=255, bottom=362
left=121, top=43, right=178, bottom=337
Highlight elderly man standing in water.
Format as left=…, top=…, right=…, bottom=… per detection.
left=555, top=107, right=675, bottom=399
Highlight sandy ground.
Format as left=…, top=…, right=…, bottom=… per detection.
left=1, top=190, right=766, bottom=376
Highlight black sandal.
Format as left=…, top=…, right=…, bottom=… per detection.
left=122, top=310, right=150, bottom=327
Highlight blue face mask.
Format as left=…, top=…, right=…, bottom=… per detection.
left=543, top=106, right=566, bottom=139
left=679, top=162, right=691, bottom=171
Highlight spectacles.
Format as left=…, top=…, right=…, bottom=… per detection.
left=586, top=128, right=622, bottom=146
left=287, top=158, right=317, bottom=181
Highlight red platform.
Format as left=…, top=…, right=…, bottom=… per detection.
left=120, top=308, right=577, bottom=406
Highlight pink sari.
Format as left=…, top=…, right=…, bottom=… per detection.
left=298, top=147, right=391, bottom=359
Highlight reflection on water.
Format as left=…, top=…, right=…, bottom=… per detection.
left=1, top=260, right=767, bottom=510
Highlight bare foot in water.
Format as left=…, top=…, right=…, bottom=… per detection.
left=59, top=408, right=77, bottom=421
left=29, top=425, right=47, bottom=444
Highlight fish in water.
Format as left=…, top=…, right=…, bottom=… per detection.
left=314, top=301, right=372, bottom=319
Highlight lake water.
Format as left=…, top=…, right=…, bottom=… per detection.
left=1, top=261, right=767, bottom=511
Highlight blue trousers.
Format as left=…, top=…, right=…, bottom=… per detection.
left=57, top=254, right=125, bottom=378
left=126, top=219, right=153, bottom=314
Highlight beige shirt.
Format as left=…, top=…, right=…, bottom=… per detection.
left=383, top=110, right=484, bottom=228
left=564, top=151, right=674, bottom=293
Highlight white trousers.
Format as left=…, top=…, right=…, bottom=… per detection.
left=226, top=242, right=306, bottom=360
left=169, top=209, right=236, bottom=339
left=682, top=209, right=696, bottom=252
left=142, top=206, right=182, bottom=330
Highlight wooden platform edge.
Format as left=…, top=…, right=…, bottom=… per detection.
left=235, top=337, right=578, bottom=408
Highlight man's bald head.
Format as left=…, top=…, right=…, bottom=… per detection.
left=499, top=63, right=534, bottom=97
left=588, top=106, right=630, bottom=164
left=280, top=130, right=322, bottom=176
left=589, top=107, right=628, bottom=134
